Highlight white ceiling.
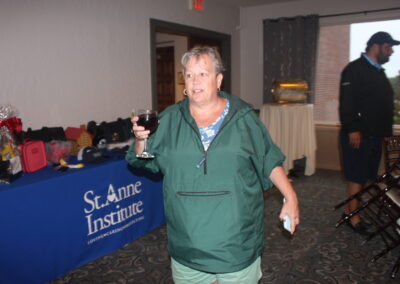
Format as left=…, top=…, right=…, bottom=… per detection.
left=213, top=0, right=299, bottom=8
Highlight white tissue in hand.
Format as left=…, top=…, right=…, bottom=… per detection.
left=283, top=215, right=291, bottom=232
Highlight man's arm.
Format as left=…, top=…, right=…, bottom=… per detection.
left=339, top=65, right=363, bottom=148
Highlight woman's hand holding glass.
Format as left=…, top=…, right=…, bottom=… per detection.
left=131, top=116, right=149, bottom=138
left=131, top=109, right=158, bottom=159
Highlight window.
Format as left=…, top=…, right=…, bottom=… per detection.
left=314, top=19, right=400, bottom=124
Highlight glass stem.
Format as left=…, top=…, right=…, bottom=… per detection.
left=143, top=138, right=148, bottom=153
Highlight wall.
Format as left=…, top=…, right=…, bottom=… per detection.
left=314, top=24, right=349, bottom=122
left=315, top=123, right=341, bottom=171
left=0, top=0, right=239, bottom=129
left=315, top=123, right=397, bottom=173
left=239, top=0, right=400, bottom=109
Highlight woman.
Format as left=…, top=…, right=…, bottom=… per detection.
left=127, top=46, right=299, bottom=284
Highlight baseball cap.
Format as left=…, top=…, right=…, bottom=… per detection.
left=77, top=146, right=105, bottom=163
left=367, top=31, right=400, bottom=47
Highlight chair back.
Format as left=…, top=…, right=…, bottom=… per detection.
left=384, top=136, right=400, bottom=171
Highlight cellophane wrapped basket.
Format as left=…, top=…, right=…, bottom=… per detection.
left=0, top=105, right=23, bottom=183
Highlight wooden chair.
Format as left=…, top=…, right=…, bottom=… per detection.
left=384, top=136, right=400, bottom=172
left=369, top=188, right=400, bottom=278
left=334, top=158, right=400, bottom=279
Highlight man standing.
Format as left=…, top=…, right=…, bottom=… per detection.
left=339, top=31, right=399, bottom=235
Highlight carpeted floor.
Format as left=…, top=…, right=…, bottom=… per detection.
left=51, top=169, right=400, bottom=284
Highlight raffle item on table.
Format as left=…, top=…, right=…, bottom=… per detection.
left=45, top=140, right=72, bottom=165
left=77, top=146, right=105, bottom=164
left=0, top=105, right=23, bottom=184
left=19, top=139, right=47, bottom=173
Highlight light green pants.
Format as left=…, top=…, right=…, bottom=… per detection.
left=171, top=256, right=262, bottom=284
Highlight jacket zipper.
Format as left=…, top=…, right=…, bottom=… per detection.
left=181, top=97, right=243, bottom=176
left=195, top=108, right=238, bottom=175
left=196, top=150, right=208, bottom=174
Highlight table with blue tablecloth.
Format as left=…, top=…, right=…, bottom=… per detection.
left=0, top=157, right=165, bottom=284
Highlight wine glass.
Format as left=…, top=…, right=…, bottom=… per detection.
left=132, top=109, right=159, bottom=159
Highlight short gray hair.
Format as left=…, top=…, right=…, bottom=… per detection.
left=181, top=46, right=225, bottom=75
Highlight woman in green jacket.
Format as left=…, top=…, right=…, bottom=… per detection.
left=127, top=46, right=299, bottom=284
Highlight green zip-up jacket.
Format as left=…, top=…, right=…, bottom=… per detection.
left=126, top=92, right=284, bottom=273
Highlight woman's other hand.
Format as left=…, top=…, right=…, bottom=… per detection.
left=279, top=197, right=300, bottom=234
left=269, top=166, right=300, bottom=234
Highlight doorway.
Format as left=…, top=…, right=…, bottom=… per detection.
left=156, top=46, right=175, bottom=112
left=150, top=19, right=231, bottom=112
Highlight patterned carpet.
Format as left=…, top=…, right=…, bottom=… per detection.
left=51, top=169, right=400, bottom=284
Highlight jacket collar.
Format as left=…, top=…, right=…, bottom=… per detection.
left=359, top=54, right=385, bottom=72
left=178, top=91, right=253, bottom=128
left=361, top=53, right=383, bottom=70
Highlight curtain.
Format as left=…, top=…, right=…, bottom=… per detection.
left=263, top=15, right=319, bottom=103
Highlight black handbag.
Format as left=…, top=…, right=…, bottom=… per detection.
left=117, top=118, right=133, bottom=141
left=24, top=127, right=66, bottom=142
left=91, top=118, right=132, bottom=144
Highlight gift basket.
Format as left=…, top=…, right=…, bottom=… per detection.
left=0, top=105, right=23, bottom=184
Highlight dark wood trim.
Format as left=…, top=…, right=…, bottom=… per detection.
left=150, top=18, right=231, bottom=110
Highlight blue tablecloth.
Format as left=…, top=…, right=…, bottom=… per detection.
left=0, top=157, right=165, bottom=284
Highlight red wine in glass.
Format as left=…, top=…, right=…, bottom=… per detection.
left=137, top=113, right=158, bottom=134
left=134, top=109, right=158, bottom=159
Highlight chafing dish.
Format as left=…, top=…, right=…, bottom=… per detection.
left=271, top=79, right=309, bottom=103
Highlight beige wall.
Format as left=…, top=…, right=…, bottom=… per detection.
left=315, top=124, right=399, bottom=173
left=315, top=123, right=341, bottom=171
left=0, top=0, right=239, bottom=129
